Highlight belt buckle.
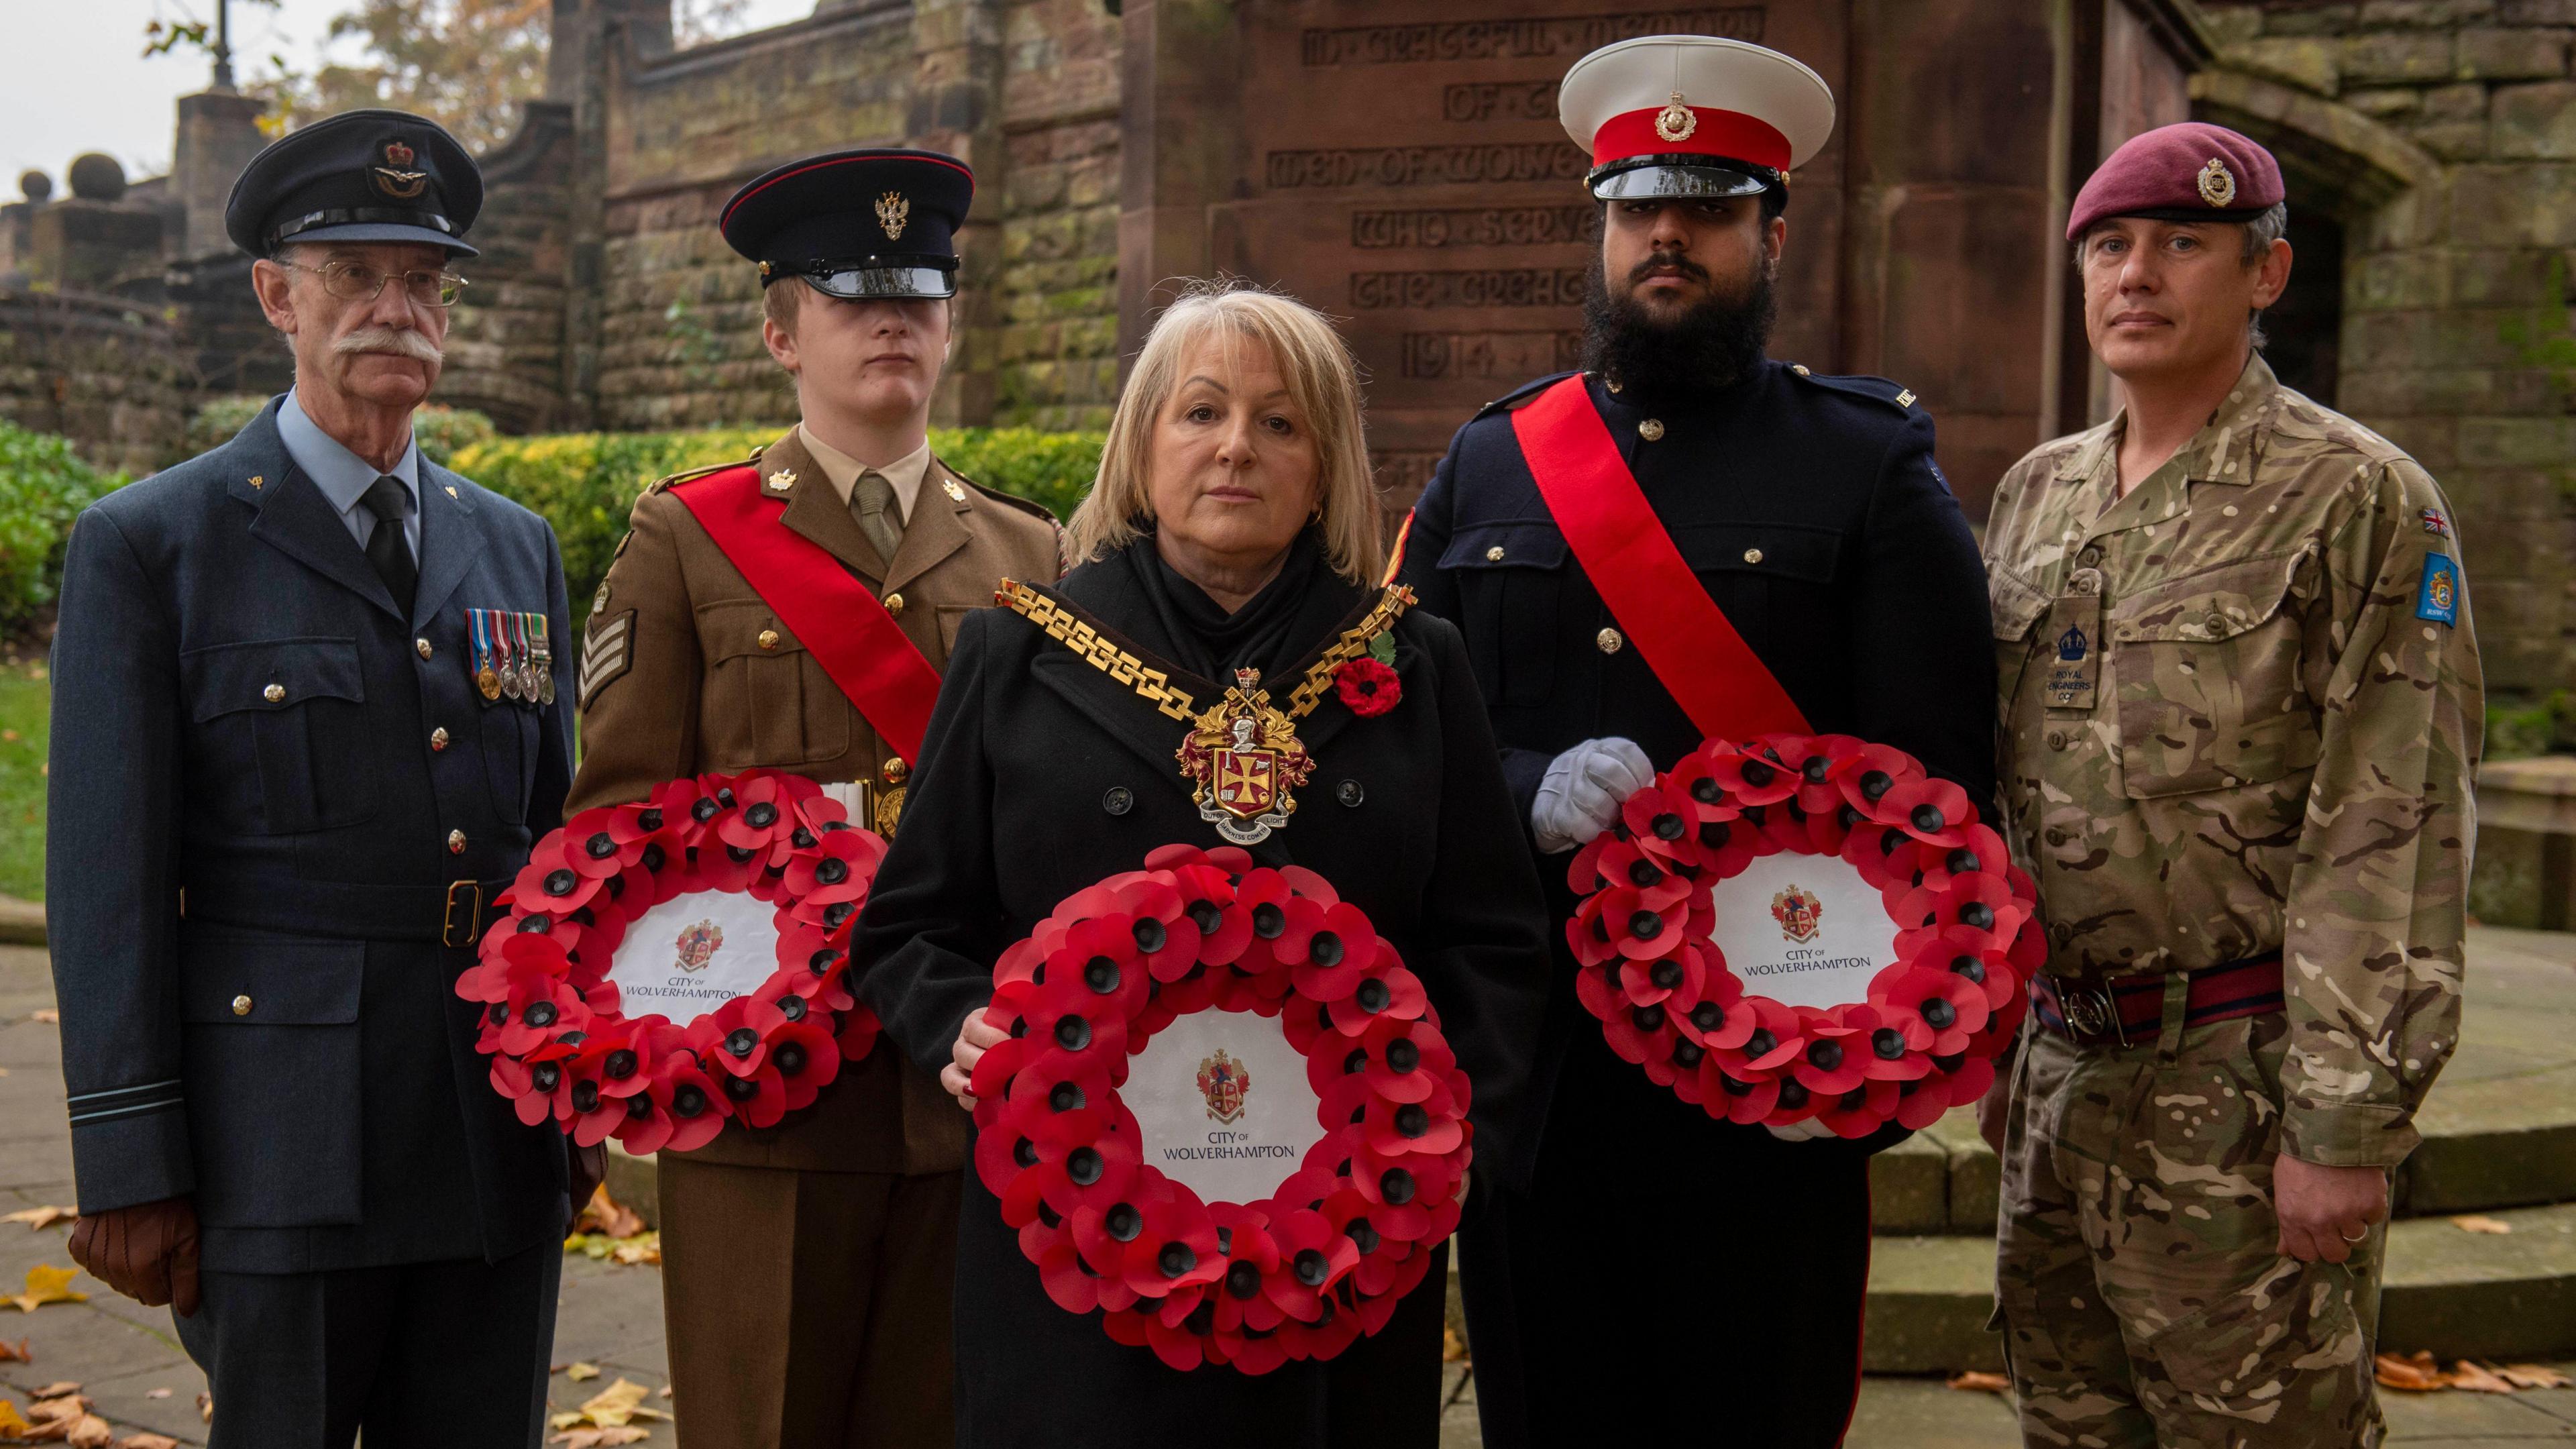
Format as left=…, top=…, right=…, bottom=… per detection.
left=441, top=879, right=485, bottom=949
left=2061, top=984, right=2128, bottom=1046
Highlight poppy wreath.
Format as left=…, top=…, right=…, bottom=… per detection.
left=1566, top=734, right=2041, bottom=1137
left=455, top=769, right=888, bottom=1154
left=969, top=843, right=1472, bottom=1375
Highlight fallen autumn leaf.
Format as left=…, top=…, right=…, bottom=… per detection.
left=2375, top=1351, right=2450, bottom=1391
left=10, top=1266, right=89, bottom=1312
left=1945, top=1371, right=2010, bottom=1394
left=566, top=1362, right=601, bottom=1382
left=2449, top=1361, right=2518, bottom=1393
left=0, top=1336, right=29, bottom=1362
left=3, top=1207, right=76, bottom=1231
left=117, top=1434, right=182, bottom=1449
left=574, top=1185, right=645, bottom=1240
left=2497, top=1364, right=2573, bottom=1390
left=29, top=1009, right=58, bottom=1024
left=2451, top=1215, right=2514, bottom=1234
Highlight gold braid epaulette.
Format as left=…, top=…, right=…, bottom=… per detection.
left=994, top=580, right=1199, bottom=721
left=1281, top=585, right=1414, bottom=719
left=994, top=580, right=1415, bottom=724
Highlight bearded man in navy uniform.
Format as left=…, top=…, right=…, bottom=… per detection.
left=1394, top=37, right=1995, bottom=1448
left=47, top=111, right=590, bottom=1448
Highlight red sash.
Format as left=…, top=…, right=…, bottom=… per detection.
left=673, top=467, right=942, bottom=763
left=1509, top=376, right=1812, bottom=739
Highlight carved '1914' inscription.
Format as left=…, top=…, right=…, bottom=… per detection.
left=1350, top=268, right=1589, bottom=309
left=1401, top=329, right=1585, bottom=379
left=1267, top=144, right=1587, bottom=190
left=1352, top=206, right=1601, bottom=250
left=1301, top=7, right=1765, bottom=66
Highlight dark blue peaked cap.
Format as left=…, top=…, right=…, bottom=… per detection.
left=720, top=148, right=973, bottom=300
left=225, top=108, right=481, bottom=258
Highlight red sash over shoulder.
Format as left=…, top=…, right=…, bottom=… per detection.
left=672, top=466, right=941, bottom=763
left=1510, top=375, right=1811, bottom=739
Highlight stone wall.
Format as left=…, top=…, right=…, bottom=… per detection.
left=441, top=103, right=581, bottom=433
left=992, top=0, right=1120, bottom=429
left=2199, top=0, right=2576, bottom=702
left=0, top=291, right=191, bottom=475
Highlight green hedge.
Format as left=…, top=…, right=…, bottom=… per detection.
left=0, top=421, right=130, bottom=635
left=186, top=394, right=500, bottom=464
left=451, top=426, right=1102, bottom=631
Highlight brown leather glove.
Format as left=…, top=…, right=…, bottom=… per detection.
left=68, top=1196, right=201, bottom=1318
left=568, top=1140, right=607, bottom=1225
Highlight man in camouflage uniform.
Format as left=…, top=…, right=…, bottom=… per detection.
left=1981, top=122, right=2482, bottom=1447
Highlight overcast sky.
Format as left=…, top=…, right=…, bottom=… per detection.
left=4, top=1, right=810, bottom=195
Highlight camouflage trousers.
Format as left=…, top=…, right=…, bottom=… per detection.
left=1994, top=992, right=2385, bottom=1448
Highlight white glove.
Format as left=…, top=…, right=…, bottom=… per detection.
left=1766, top=1119, right=1838, bottom=1142
left=1531, top=737, right=1655, bottom=853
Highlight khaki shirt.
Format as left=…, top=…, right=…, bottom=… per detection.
left=1984, top=355, right=2483, bottom=1169
left=566, top=426, right=1062, bottom=1174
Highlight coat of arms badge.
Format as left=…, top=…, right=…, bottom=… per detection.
left=1771, top=885, right=1823, bottom=945
left=1177, top=668, right=1314, bottom=845
left=1195, top=1047, right=1251, bottom=1126
left=673, top=919, right=724, bottom=973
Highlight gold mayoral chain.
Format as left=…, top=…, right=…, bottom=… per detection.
left=994, top=581, right=1415, bottom=845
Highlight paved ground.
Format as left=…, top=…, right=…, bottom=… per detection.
left=2, top=936, right=2568, bottom=1446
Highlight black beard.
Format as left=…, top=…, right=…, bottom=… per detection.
left=1580, top=252, right=1777, bottom=402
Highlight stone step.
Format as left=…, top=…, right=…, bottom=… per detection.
left=1870, top=926, right=2576, bottom=1234
left=1861, top=1197, right=2576, bottom=1374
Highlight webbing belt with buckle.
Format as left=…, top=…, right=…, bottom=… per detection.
left=2030, top=954, right=2286, bottom=1048
left=180, top=870, right=513, bottom=947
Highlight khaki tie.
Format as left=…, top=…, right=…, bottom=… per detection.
left=851, top=470, right=904, bottom=566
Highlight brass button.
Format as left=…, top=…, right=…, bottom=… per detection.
left=1597, top=627, right=1623, bottom=654
left=1485, top=545, right=1505, bottom=563
left=415, top=637, right=433, bottom=660
left=757, top=629, right=781, bottom=651
left=1791, top=363, right=1812, bottom=376
left=447, top=828, right=467, bottom=855
left=882, top=757, right=910, bottom=786
left=431, top=727, right=449, bottom=752
left=1638, top=419, right=1665, bottom=441
left=884, top=592, right=906, bottom=617
left=262, top=683, right=285, bottom=703
left=1742, top=548, right=1764, bottom=565
left=231, top=994, right=252, bottom=1017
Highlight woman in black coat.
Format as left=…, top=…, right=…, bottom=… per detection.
left=852, top=283, right=1552, bottom=1448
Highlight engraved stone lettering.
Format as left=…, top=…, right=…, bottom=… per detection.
left=1401, top=329, right=1585, bottom=379
left=1267, top=144, right=1589, bottom=190
left=1301, top=7, right=1765, bottom=66
left=1442, top=80, right=1560, bottom=123
left=1349, top=268, right=1591, bottom=309
left=1350, top=205, right=1603, bottom=249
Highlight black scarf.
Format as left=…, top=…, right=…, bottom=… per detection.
left=1097, top=527, right=1363, bottom=688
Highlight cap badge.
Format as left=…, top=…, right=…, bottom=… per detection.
left=2197, top=156, right=2237, bottom=208
left=875, top=191, right=910, bottom=241
left=1654, top=91, right=1698, bottom=145
left=372, top=139, right=429, bottom=200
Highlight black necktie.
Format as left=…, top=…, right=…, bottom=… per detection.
left=361, top=475, right=418, bottom=613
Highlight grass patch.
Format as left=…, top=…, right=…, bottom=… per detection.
left=0, top=659, right=44, bottom=902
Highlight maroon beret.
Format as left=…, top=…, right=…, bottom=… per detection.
left=2066, top=121, right=2284, bottom=240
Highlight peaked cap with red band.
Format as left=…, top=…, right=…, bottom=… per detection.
left=1558, top=36, right=1835, bottom=202
left=2066, top=122, right=2284, bottom=240
left=722, top=148, right=973, bottom=300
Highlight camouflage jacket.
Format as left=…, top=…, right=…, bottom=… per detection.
left=1984, top=354, right=2483, bottom=1169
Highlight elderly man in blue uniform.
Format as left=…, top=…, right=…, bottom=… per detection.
left=1394, top=37, right=1995, bottom=1448
left=47, top=109, right=590, bottom=1448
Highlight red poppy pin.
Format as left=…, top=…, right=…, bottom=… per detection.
left=1334, top=632, right=1400, bottom=717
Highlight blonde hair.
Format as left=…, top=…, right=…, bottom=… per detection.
left=1066, top=281, right=1383, bottom=586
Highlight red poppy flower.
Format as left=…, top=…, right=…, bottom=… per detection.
left=1874, top=965, right=1990, bottom=1057
left=1036, top=1219, right=1138, bottom=1315
left=1815, top=1078, right=1902, bottom=1138
left=1619, top=781, right=1707, bottom=872
left=1705, top=995, right=1804, bottom=1081
left=761, top=1011, right=843, bottom=1114
left=1881, top=777, right=1974, bottom=849
left=716, top=770, right=811, bottom=862
left=695, top=995, right=785, bottom=1077
left=1833, top=743, right=1924, bottom=818
left=1668, top=962, right=1750, bottom=1049
left=1325, top=959, right=1426, bottom=1038
left=1336, top=1018, right=1457, bottom=1106
left=1318, top=1187, right=1415, bottom=1299
left=1287, top=902, right=1375, bottom=1001
left=649, top=775, right=728, bottom=854
left=486, top=1052, right=560, bottom=1128
left=1707, top=740, right=1801, bottom=807
left=1170, top=863, right=1252, bottom=966
left=620, top=1041, right=726, bottom=1153
left=1896, top=870, right=2027, bottom=955
left=1360, top=1079, right=1463, bottom=1157
left=1892, top=1074, right=1955, bottom=1131
left=486, top=951, right=588, bottom=1057
left=1333, top=657, right=1402, bottom=718
left=1662, top=748, right=1748, bottom=826
left=510, top=831, right=616, bottom=917
left=1788, top=1010, right=1871, bottom=1096
left=1703, top=1064, right=1784, bottom=1125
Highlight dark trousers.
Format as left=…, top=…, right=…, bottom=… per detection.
left=657, top=1157, right=961, bottom=1449
left=1459, top=1030, right=1875, bottom=1449
left=174, top=1242, right=559, bottom=1449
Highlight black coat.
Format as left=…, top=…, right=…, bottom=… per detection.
left=47, top=398, right=574, bottom=1273
left=853, top=548, right=1551, bottom=1447
left=1397, top=362, right=1996, bottom=1448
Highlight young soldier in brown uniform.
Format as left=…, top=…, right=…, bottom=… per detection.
left=566, top=148, right=1060, bottom=1449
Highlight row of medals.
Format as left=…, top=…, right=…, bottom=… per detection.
left=478, top=647, right=555, bottom=705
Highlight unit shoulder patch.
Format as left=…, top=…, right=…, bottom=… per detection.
left=2416, top=553, right=2461, bottom=627
left=579, top=608, right=637, bottom=709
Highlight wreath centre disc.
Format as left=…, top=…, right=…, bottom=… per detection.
left=1703, top=853, right=1899, bottom=1012
left=612, top=890, right=784, bottom=1021
left=1122, top=1008, right=1322, bottom=1205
